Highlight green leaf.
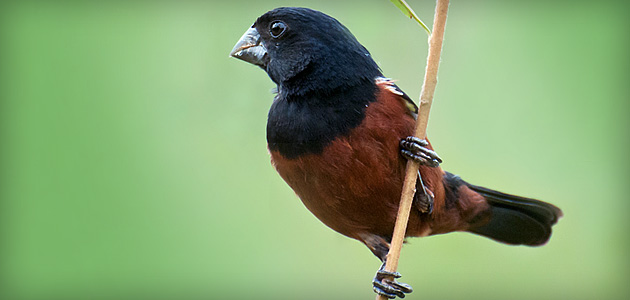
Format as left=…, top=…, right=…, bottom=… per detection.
left=390, top=0, right=431, bottom=35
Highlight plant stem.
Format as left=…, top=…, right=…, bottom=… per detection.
left=376, top=0, right=449, bottom=299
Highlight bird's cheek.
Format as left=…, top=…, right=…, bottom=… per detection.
left=270, top=55, right=312, bottom=83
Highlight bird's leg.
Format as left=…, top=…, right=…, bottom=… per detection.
left=400, top=136, right=442, bottom=167
left=400, top=136, right=441, bottom=214
left=372, top=261, right=413, bottom=299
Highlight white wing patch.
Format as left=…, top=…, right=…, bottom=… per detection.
left=375, top=77, right=418, bottom=117
left=375, top=77, right=404, bottom=96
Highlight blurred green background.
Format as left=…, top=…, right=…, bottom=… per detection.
left=1, top=0, right=628, bottom=299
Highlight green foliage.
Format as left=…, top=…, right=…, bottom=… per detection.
left=390, top=0, right=431, bottom=35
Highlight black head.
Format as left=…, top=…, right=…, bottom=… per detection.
left=230, top=7, right=382, bottom=96
left=230, top=8, right=385, bottom=158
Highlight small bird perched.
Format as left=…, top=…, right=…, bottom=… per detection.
left=230, top=7, right=562, bottom=299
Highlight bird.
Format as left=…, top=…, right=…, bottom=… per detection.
left=229, top=7, right=562, bottom=299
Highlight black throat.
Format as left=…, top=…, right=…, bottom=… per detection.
left=267, top=79, right=378, bottom=159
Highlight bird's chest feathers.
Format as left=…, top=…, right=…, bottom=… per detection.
left=268, top=94, right=416, bottom=234
left=266, top=88, right=371, bottom=159
left=269, top=133, right=403, bottom=235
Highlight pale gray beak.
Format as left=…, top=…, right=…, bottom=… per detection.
left=229, top=27, right=268, bottom=68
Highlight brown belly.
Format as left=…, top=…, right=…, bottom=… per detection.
left=268, top=90, right=445, bottom=239
left=270, top=136, right=405, bottom=238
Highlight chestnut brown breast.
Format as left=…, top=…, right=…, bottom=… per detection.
left=270, top=83, right=446, bottom=240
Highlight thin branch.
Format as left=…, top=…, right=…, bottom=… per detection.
left=376, top=0, right=449, bottom=299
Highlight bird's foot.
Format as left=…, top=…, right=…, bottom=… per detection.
left=414, top=175, right=434, bottom=214
left=372, top=263, right=413, bottom=299
left=400, top=136, right=442, bottom=167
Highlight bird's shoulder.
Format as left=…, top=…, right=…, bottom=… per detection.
left=375, top=77, right=418, bottom=118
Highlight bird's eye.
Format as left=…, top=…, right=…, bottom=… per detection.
left=270, top=21, right=287, bottom=38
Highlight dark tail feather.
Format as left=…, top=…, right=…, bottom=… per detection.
left=466, top=183, right=563, bottom=246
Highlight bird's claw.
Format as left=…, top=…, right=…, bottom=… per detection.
left=372, top=264, right=413, bottom=299
left=400, top=136, right=442, bottom=167
left=414, top=179, right=434, bottom=214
